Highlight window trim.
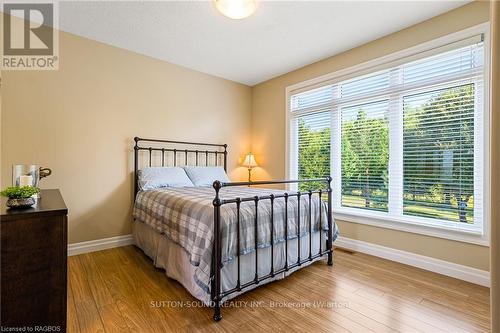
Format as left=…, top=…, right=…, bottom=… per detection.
left=285, top=23, right=490, bottom=246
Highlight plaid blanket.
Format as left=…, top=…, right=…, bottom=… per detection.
left=133, top=186, right=339, bottom=293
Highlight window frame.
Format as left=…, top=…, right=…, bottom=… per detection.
left=285, top=23, right=490, bottom=246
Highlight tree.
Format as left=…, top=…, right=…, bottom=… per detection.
left=403, top=84, right=475, bottom=223
left=297, top=119, right=330, bottom=192
left=341, top=109, right=389, bottom=209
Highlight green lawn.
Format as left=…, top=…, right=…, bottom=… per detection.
left=403, top=204, right=473, bottom=224
left=341, top=194, right=473, bottom=224
left=341, top=194, right=387, bottom=212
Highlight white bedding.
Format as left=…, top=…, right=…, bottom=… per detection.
left=133, top=221, right=328, bottom=304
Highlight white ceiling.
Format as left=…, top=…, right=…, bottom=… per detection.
left=55, top=1, right=470, bottom=86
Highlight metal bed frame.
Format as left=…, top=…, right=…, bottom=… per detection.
left=133, top=137, right=333, bottom=321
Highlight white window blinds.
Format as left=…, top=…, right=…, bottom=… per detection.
left=288, top=33, right=486, bottom=236
left=402, top=84, right=476, bottom=224
left=340, top=71, right=390, bottom=98
left=402, top=41, right=483, bottom=84
left=290, top=85, right=334, bottom=112
left=341, top=100, right=389, bottom=212
left=291, top=111, right=331, bottom=192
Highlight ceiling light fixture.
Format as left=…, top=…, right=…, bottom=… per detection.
left=214, top=0, right=257, bottom=20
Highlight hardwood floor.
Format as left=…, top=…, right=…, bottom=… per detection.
left=68, top=246, right=490, bottom=332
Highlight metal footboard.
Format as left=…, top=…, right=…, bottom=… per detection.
left=211, top=177, right=333, bottom=321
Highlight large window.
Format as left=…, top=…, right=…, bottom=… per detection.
left=288, top=30, right=488, bottom=242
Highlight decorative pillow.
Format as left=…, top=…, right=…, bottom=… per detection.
left=138, top=167, right=194, bottom=190
left=183, top=166, right=230, bottom=187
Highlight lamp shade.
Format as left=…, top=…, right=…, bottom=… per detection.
left=242, top=153, right=258, bottom=168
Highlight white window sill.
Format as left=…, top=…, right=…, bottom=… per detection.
left=333, top=208, right=489, bottom=246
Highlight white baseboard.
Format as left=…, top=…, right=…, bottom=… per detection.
left=67, top=233, right=490, bottom=287
left=68, top=234, right=134, bottom=256
left=335, top=236, right=490, bottom=287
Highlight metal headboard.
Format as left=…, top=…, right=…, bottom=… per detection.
left=133, top=137, right=228, bottom=196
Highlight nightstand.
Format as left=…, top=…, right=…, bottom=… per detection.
left=1, top=189, right=68, bottom=331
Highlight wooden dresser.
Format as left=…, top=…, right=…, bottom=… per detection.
left=1, top=189, right=68, bottom=331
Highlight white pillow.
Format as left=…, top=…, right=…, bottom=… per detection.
left=138, top=167, right=194, bottom=190
left=183, top=166, right=230, bottom=187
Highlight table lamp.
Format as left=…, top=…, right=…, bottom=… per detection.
left=242, top=152, right=258, bottom=182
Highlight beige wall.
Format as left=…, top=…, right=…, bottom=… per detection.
left=1, top=29, right=252, bottom=244
left=251, top=1, right=491, bottom=271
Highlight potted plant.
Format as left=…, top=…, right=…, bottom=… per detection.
left=1, top=186, right=40, bottom=208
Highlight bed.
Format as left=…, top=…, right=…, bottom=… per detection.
left=132, top=137, right=338, bottom=321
